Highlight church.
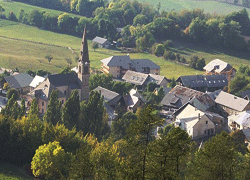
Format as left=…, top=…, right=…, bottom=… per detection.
left=28, top=28, right=90, bottom=114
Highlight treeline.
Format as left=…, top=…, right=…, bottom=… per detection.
left=1, top=88, right=250, bottom=179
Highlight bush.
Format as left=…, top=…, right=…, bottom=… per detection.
left=6, top=88, right=19, bottom=100
left=7, top=11, right=17, bottom=21
left=154, top=44, right=165, bottom=57
left=164, top=51, right=176, bottom=60
left=163, top=40, right=174, bottom=49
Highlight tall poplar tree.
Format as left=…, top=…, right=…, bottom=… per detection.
left=61, top=90, right=80, bottom=130
left=43, top=90, right=61, bottom=125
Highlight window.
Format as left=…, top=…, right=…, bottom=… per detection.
left=206, top=121, right=208, bottom=124
left=62, top=100, right=64, bottom=104
left=64, top=90, right=67, bottom=95
left=204, top=130, right=206, bottom=134
left=42, top=102, right=44, bottom=106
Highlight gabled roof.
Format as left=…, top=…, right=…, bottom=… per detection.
left=239, top=90, right=250, bottom=99
left=161, top=85, right=214, bottom=110
left=203, top=59, right=233, bottom=73
left=206, top=89, right=222, bottom=100
left=215, top=91, right=250, bottom=112
left=29, top=75, right=45, bottom=88
left=176, top=74, right=228, bottom=88
left=131, top=59, right=160, bottom=72
left=123, top=89, right=145, bottom=108
left=5, top=73, right=33, bottom=89
left=122, top=70, right=149, bottom=85
left=242, top=129, right=250, bottom=141
left=93, top=86, right=120, bottom=103
left=92, top=36, right=109, bottom=45
left=47, top=73, right=80, bottom=89
left=148, top=74, right=169, bottom=85
left=101, top=56, right=132, bottom=69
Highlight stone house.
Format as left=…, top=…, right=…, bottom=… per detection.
left=92, top=36, right=111, bottom=48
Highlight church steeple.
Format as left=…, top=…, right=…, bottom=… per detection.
left=79, top=28, right=89, bottom=63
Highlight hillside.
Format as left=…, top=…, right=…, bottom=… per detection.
left=0, top=0, right=82, bottom=17
left=138, top=0, right=250, bottom=15
left=0, top=18, right=250, bottom=78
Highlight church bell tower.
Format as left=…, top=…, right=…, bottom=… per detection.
left=78, top=28, right=90, bottom=100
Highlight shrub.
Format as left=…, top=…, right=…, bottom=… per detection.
left=154, top=44, right=165, bottom=57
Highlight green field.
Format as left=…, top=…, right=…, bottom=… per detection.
left=0, top=0, right=82, bottom=17
left=0, top=18, right=250, bottom=78
left=138, top=0, right=250, bottom=15
left=0, top=163, right=33, bottom=180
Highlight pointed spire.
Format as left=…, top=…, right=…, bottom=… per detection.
left=80, top=27, right=89, bottom=63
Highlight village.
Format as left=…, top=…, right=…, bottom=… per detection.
left=0, top=29, right=248, bottom=146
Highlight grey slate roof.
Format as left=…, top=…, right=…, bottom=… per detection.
left=206, top=89, right=222, bottom=100
left=122, top=70, right=149, bottom=86
left=5, top=73, right=33, bottom=89
left=176, top=74, right=228, bottom=88
left=131, top=59, right=160, bottom=72
left=92, top=36, right=109, bottom=45
left=47, top=73, right=80, bottom=89
left=215, top=91, right=250, bottom=112
left=203, top=59, right=233, bottom=73
left=148, top=74, right=169, bottom=85
left=240, top=90, right=250, bottom=99
left=161, top=85, right=214, bottom=110
left=93, top=86, right=120, bottom=103
left=101, top=56, right=132, bottom=69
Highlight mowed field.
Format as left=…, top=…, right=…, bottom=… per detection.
left=0, top=18, right=250, bottom=78
left=138, top=0, right=250, bottom=15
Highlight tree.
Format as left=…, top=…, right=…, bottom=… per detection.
left=45, top=54, right=53, bottom=64
left=19, top=99, right=26, bottom=118
left=57, top=13, right=72, bottom=33
left=0, top=5, right=5, bottom=16
left=133, top=14, right=148, bottom=25
left=29, top=98, right=39, bottom=118
left=187, top=132, right=242, bottom=180
left=136, top=32, right=155, bottom=52
left=43, top=90, right=61, bottom=125
left=61, top=90, right=80, bottom=130
left=230, top=74, right=249, bottom=94
left=1, top=94, right=20, bottom=120
left=189, top=17, right=207, bottom=43
left=31, top=141, right=72, bottom=179
left=196, top=58, right=206, bottom=70
left=92, top=42, right=99, bottom=52
left=7, top=11, right=17, bottom=21
left=234, top=0, right=239, bottom=4
left=60, top=67, right=75, bottom=74
left=169, top=77, right=176, bottom=88
left=124, top=106, right=163, bottom=179
left=154, top=44, right=165, bottom=57
left=89, top=74, right=113, bottom=90
left=6, top=88, right=19, bottom=100
left=111, top=81, right=133, bottom=95
left=28, top=10, right=43, bottom=28
left=79, top=91, right=110, bottom=140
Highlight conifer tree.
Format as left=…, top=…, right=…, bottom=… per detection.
left=1, top=94, right=20, bottom=120
left=19, top=98, right=26, bottom=118
left=43, top=90, right=61, bottom=125
left=61, top=90, right=80, bottom=130
left=28, top=98, right=39, bottom=118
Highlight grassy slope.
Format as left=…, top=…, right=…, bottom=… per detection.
left=0, top=19, right=250, bottom=78
left=138, top=0, right=250, bottom=15
left=0, top=0, right=82, bottom=17
left=0, top=163, right=32, bottom=180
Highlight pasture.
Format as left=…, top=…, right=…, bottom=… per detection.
left=138, top=0, right=250, bottom=15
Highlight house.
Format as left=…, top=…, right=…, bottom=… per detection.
left=93, top=86, right=122, bottom=108
left=122, top=70, right=169, bottom=89
left=174, top=104, right=216, bottom=140
left=4, top=73, right=34, bottom=94
left=160, top=85, right=215, bottom=112
left=123, top=89, right=145, bottom=112
left=122, top=70, right=150, bottom=88
left=176, top=74, right=228, bottom=92
left=228, top=111, right=250, bottom=131
left=29, top=75, right=45, bottom=91
left=100, top=55, right=160, bottom=78
left=215, top=91, right=250, bottom=116
left=28, top=28, right=90, bottom=114
left=239, top=90, right=250, bottom=100
left=92, top=36, right=111, bottom=48
left=203, top=59, right=236, bottom=80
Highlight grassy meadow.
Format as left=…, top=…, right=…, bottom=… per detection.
left=0, top=0, right=82, bottom=17
left=0, top=18, right=250, bottom=78
left=138, top=0, right=250, bottom=15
